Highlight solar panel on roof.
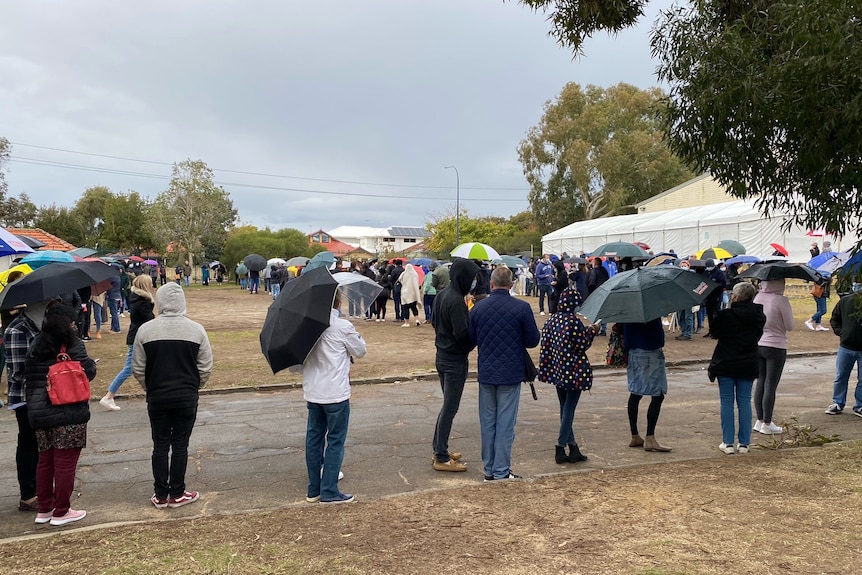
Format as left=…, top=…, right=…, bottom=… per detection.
left=389, top=227, right=428, bottom=237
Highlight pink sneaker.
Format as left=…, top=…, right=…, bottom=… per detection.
left=168, top=491, right=200, bottom=508
left=50, top=509, right=87, bottom=526
left=151, top=494, right=168, bottom=509
left=35, top=509, right=54, bottom=524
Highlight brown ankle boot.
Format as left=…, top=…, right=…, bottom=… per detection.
left=629, top=435, right=644, bottom=448
left=644, top=435, right=672, bottom=452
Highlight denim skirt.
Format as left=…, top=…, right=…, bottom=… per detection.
left=626, top=348, right=668, bottom=396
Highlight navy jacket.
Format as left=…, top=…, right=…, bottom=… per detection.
left=470, top=289, right=540, bottom=385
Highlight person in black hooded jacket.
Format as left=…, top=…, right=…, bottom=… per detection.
left=707, top=282, right=765, bottom=455
left=24, top=304, right=96, bottom=526
left=430, top=258, right=479, bottom=471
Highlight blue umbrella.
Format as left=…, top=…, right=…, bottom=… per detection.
left=305, top=251, right=336, bottom=272
left=726, top=255, right=762, bottom=265
left=19, top=250, right=76, bottom=269
left=807, top=251, right=839, bottom=270
left=0, top=227, right=35, bottom=258
left=408, top=257, right=432, bottom=267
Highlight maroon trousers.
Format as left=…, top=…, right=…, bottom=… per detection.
left=36, top=447, right=82, bottom=517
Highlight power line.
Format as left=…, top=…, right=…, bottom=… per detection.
left=8, top=156, right=529, bottom=202
left=9, top=141, right=530, bottom=192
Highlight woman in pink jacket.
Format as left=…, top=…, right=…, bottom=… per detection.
left=752, top=279, right=795, bottom=434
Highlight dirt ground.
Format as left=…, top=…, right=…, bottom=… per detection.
left=3, top=284, right=853, bottom=575
left=86, top=282, right=838, bottom=397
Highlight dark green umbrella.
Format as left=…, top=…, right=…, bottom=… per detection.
left=305, top=251, right=336, bottom=272
left=578, top=266, right=718, bottom=324
left=739, top=262, right=823, bottom=282
left=590, top=242, right=650, bottom=259
left=492, top=255, right=527, bottom=268
left=717, top=239, right=746, bottom=256
left=243, top=253, right=267, bottom=272
left=0, top=261, right=120, bottom=310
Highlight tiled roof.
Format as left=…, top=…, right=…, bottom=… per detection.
left=6, top=228, right=77, bottom=251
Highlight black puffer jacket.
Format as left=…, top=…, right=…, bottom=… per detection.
left=24, top=337, right=96, bottom=430
left=126, top=286, right=155, bottom=345
left=707, top=300, right=765, bottom=381
left=432, top=258, right=479, bottom=360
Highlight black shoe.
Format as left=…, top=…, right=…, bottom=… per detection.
left=675, top=335, right=691, bottom=340
left=483, top=475, right=494, bottom=482
left=567, top=443, right=588, bottom=463
left=82, top=336, right=92, bottom=341
left=555, top=445, right=568, bottom=464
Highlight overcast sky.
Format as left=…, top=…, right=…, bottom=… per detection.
left=0, top=0, right=673, bottom=235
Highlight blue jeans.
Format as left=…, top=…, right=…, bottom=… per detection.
left=108, top=345, right=133, bottom=394
left=392, top=284, right=403, bottom=320
left=249, top=276, right=260, bottom=293
left=677, top=308, right=693, bottom=338
left=556, top=387, right=582, bottom=446
left=240, top=277, right=247, bottom=290
left=108, top=298, right=121, bottom=332
left=306, top=400, right=350, bottom=500
left=478, top=383, right=521, bottom=479
left=812, top=296, right=827, bottom=324
left=91, top=302, right=103, bottom=332
left=832, top=346, right=862, bottom=410
left=717, top=376, right=753, bottom=446
left=271, top=283, right=280, bottom=300
left=537, top=284, right=550, bottom=312
left=433, top=356, right=469, bottom=462
left=184, top=275, right=190, bottom=287
left=423, top=294, right=435, bottom=322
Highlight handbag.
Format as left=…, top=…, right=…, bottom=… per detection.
left=47, top=345, right=91, bottom=405
left=523, top=351, right=538, bottom=400
left=810, top=283, right=825, bottom=298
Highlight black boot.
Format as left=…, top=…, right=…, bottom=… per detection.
left=567, top=443, right=588, bottom=463
left=555, top=445, right=568, bottom=464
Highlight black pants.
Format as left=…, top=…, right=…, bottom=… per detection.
left=148, top=406, right=198, bottom=498
left=433, top=356, right=469, bottom=462
left=15, top=406, right=39, bottom=501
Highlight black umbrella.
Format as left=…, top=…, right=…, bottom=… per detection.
left=739, top=261, right=823, bottom=282
left=243, top=254, right=267, bottom=272
left=0, top=261, right=120, bottom=310
left=259, top=266, right=338, bottom=374
left=579, top=266, right=718, bottom=324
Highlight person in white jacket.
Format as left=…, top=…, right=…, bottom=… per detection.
left=296, top=291, right=366, bottom=504
left=399, top=264, right=423, bottom=327
left=752, top=278, right=794, bottom=435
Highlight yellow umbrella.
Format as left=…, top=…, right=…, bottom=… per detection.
left=0, top=263, right=33, bottom=287
left=695, top=247, right=733, bottom=261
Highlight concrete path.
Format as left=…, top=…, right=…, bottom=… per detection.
left=1, top=354, right=859, bottom=541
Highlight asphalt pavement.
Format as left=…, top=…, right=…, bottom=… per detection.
left=1, top=353, right=859, bottom=542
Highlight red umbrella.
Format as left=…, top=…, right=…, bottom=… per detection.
left=769, top=243, right=788, bottom=257
left=129, top=255, right=144, bottom=262
left=634, top=241, right=651, bottom=251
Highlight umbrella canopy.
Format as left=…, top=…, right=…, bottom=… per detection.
left=0, top=228, right=36, bottom=258
left=0, top=261, right=121, bottom=310
left=143, top=259, right=158, bottom=266
left=450, top=242, right=502, bottom=261
left=807, top=251, right=839, bottom=270
left=209, top=260, right=223, bottom=269
left=285, top=256, right=310, bottom=267
left=128, top=255, right=144, bottom=262
left=726, top=255, right=761, bottom=265
left=646, top=254, right=679, bottom=267
left=13, top=234, right=46, bottom=249
left=267, top=257, right=287, bottom=268
left=565, top=256, right=588, bottom=265
left=66, top=247, right=98, bottom=258
left=305, top=251, right=336, bottom=272
left=259, top=266, right=338, bottom=374
left=492, top=255, right=527, bottom=268
left=769, top=243, right=789, bottom=257
left=590, top=242, right=650, bottom=259
left=695, top=247, right=733, bottom=261
left=814, top=249, right=862, bottom=276
left=331, top=272, right=384, bottom=314
left=243, top=254, right=267, bottom=272
left=716, top=240, right=746, bottom=256
left=235, top=263, right=248, bottom=275
left=408, top=257, right=432, bottom=267
left=633, top=241, right=651, bottom=251
left=0, top=263, right=33, bottom=288
left=19, top=250, right=76, bottom=269
left=739, top=262, right=823, bottom=282
left=579, top=266, right=718, bottom=324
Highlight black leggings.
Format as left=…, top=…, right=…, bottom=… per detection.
left=401, top=302, right=419, bottom=319
left=374, top=297, right=388, bottom=319
left=628, top=393, right=665, bottom=436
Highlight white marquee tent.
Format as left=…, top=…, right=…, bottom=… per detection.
left=541, top=200, right=857, bottom=261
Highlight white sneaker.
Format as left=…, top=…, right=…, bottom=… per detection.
left=753, top=421, right=764, bottom=433
left=816, top=325, right=830, bottom=331
left=320, top=469, right=345, bottom=481
left=718, top=442, right=735, bottom=455
left=761, top=422, right=783, bottom=434
left=539, top=311, right=546, bottom=316
left=737, top=445, right=750, bottom=454
left=99, top=396, right=121, bottom=411
left=804, top=319, right=815, bottom=331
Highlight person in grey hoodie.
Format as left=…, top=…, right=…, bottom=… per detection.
left=752, top=279, right=795, bottom=435
left=133, top=283, right=213, bottom=509
left=430, top=258, right=479, bottom=471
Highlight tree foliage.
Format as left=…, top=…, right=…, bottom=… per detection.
left=221, top=226, right=315, bottom=270
left=33, top=204, right=84, bottom=245
left=72, top=186, right=113, bottom=247
left=101, top=191, right=157, bottom=252
left=0, top=192, right=38, bottom=228
left=518, top=82, right=694, bottom=234
left=425, top=209, right=542, bottom=258
left=149, top=160, right=238, bottom=266
left=652, top=1, right=862, bottom=240
left=0, top=137, right=9, bottom=200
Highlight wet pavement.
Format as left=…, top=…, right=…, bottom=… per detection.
left=1, top=352, right=859, bottom=542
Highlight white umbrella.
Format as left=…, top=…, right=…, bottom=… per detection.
left=331, top=272, right=383, bottom=315
left=450, top=242, right=501, bottom=261
left=267, top=257, right=287, bottom=267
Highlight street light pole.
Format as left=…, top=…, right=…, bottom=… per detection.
left=444, top=165, right=460, bottom=246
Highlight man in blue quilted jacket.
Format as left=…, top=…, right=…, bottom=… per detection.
left=470, top=267, right=540, bottom=481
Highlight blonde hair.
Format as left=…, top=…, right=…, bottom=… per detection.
left=132, top=274, right=155, bottom=292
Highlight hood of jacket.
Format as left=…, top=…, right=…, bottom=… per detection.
left=556, top=287, right=582, bottom=314
left=759, top=278, right=785, bottom=295
left=449, top=258, right=480, bottom=296
left=155, top=282, right=186, bottom=316
left=130, top=285, right=155, bottom=301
